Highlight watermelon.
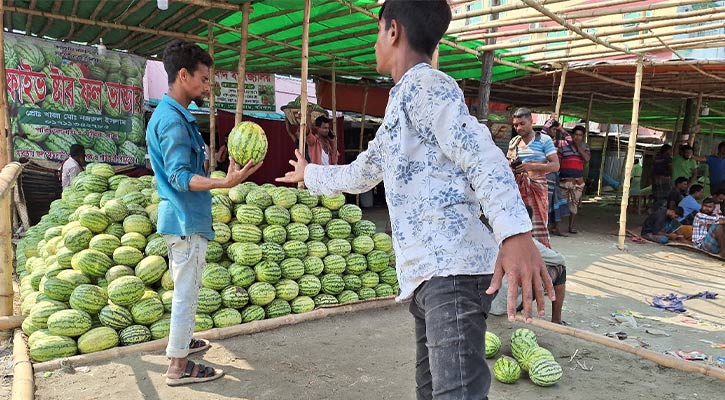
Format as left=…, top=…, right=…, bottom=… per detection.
left=262, top=224, right=287, bottom=244
left=511, top=335, right=538, bottom=362
left=297, top=190, right=319, bottom=208
left=260, top=242, right=286, bottom=263
left=77, top=327, right=119, bottom=354
left=248, top=282, right=276, bottom=306
left=228, top=242, right=262, bottom=266
left=212, top=222, right=232, bottom=244
left=123, top=214, right=154, bottom=236
left=290, top=296, right=315, bottom=314
left=338, top=204, right=363, bottom=224
left=360, top=271, right=380, bottom=288
left=64, top=226, right=94, bottom=252
left=493, top=356, right=521, bottom=384
left=303, top=256, right=325, bottom=276
left=326, top=239, right=352, bottom=257
left=511, top=328, right=537, bottom=344
left=160, top=269, right=174, bottom=290
left=227, top=121, right=268, bottom=165
left=197, top=287, right=223, bottom=313
left=22, top=317, right=42, bottom=336
left=314, top=293, right=338, bottom=307
left=311, top=207, right=332, bottom=225
left=326, top=219, right=351, bottom=239
left=120, top=232, right=147, bottom=251
left=323, top=255, right=347, bottom=274
left=221, top=286, right=249, bottom=309
left=254, top=260, right=282, bottom=284
left=194, top=313, right=214, bottom=332
left=321, top=274, right=345, bottom=295
left=265, top=206, right=291, bottom=226
left=272, top=187, right=297, bottom=209
left=285, top=223, right=309, bottom=242
left=145, top=237, right=168, bottom=257
left=343, top=274, right=362, bottom=291
left=40, top=277, right=76, bottom=302
left=275, top=279, right=299, bottom=301
left=202, top=264, right=232, bottom=290
left=89, top=234, right=121, bottom=256
left=55, top=247, right=75, bottom=268
left=367, top=250, right=390, bottom=272
left=246, top=189, right=273, bottom=209
left=240, top=305, right=266, bottom=322
left=520, top=346, right=554, bottom=372
left=229, top=264, right=257, bottom=288
left=265, top=298, right=291, bottom=318
left=353, top=220, right=377, bottom=237
left=131, top=297, right=164, bottom=325
left=78, top=208, right=110, bottom=233
left=485, top=331, right=501, bottom=359
left=69, top=284, right=108, bottom=315
left=357, top=287, right=376, bottom=300
left=228, top=184, right=252, bottom=204
left=104, top=222, right=126, bottom=239
left=107, top=275, right=145, bottom=306
left=105, top=265, right=134, bottom=283
left=283, top=240, right=308, bottom=259
left=235, top=205, right=265, bottom=225
left=30, top=335, right=78, bottom=362
left=47, top=309, right=93, bottom=337
left=72, top=249, right=113, bottom=277
left=307, top=223, right=326, bottom=241
left=345, top=254, right=368, bottom=275
left=352, top=235, right=375, bottom=255
left=98, top=304, right=134, bottom=330
left=149, top=318, right=171, bottom=339
left=529, top=358, right=563, bottom=387
left=337, top=290, right=359, bottom=304
left=297, top=274, right=322, bottom=297
left=135, top=255, right=167, bottom=285
left=212, top=308, right=242, bottom=328
left=232, top=223, right=263, bottom=243
left=211, top=204, right=232, bottom=224
left=374, top=283, right=395, bottom=297
left=320, top=194, right=346, bottom=210
left=119, top=324, right=152, bottom=346
left=289, top=204, right=313, bottom=224
left=161, top=290, right=173, bottom=312
left=306, top=241, right=328, bottom=258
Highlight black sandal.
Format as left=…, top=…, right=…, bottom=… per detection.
left=188, top=338, right=210, bottom=354
left=166, top=360, right=224, bottom=386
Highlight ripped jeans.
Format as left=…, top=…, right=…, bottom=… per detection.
left=409, top=275, right=494, bottom=400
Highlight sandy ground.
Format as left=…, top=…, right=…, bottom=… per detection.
left=13, top=204, right=725, bottom=399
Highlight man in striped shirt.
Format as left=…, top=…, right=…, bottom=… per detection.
left=692, top=197, right=725, bottom=256
left=557, top=125, right=590, bottom=234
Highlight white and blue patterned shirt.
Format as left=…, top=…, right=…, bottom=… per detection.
left=304, top=63, right=532, bottom=300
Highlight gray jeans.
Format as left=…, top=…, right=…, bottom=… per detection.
left=409, top=275, right=494, bottom=400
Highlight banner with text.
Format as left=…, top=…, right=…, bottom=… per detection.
left=206, top=70, right=275, bottom=112
left=6, top=33, right=146, bottom=165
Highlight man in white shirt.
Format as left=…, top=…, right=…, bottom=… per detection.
left=277, top=1, right=553, bottom=398
left=60, top=144, right=85, bottom=188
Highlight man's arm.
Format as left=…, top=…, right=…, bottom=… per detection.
left=519, top=154, right=560, bottom=174
left=575, top=143, right=591, bottom=162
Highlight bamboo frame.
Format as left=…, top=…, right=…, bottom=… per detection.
left=431, top=45, right=440, bottom=70
left=554, top=64, right=568, bottom=117
left=689, top=93, right=703, bottom=147
left=673, top=100, right=686, bottom=148
left=517, top=316, right=725, bottom=381
left=617, top=57, right=644, bottom=250
left=208, top=23, right=217, bottom=172
left=355, top=86, right=369, bottom=207
left=585, top=93, right=594, bottom=144
left=0, top=162, right=20, bottom=320
left=175, top=0, right=247, bottom=11
left=87, top=0, right=137, bottom=46
left=596, top=123, right=610, bottom=197
left=449, top=0, right=569, bottom=22
left=235, top=2, right=251, bottom=126
left=0, top=2, right=9, bottom=166
left=298, top=0, right=312, bottom=190
left=33, top=297, right=397, bottom=372
left=331, top=59, right=338, bottom=161
left=655, top=37, right=725, bottom=84
left=12, top=329, right=33, bottom=400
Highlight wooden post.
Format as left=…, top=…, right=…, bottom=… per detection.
left=234, top=2, right=251, bottom=125
left=0, top=2, right=10, bottom=165
left=0, top=3, right=13, bottom=322
left=298, top=0, right=311, bottom=189
left=12, top=329, right=33, bottom=400
left=432, top=45, right=440, bottom=69
left=584, top=93, right=594, bottom=143
left=673, top=99, right=685, bottom=148
left=618, top=57, right=645, bottom=250
left=355, top=86, right=369, bottom=206
left=208, top=23, right=217, bottom=172
left=596, top=122, right=610, bottom=197
left=689, top=92, right=703, bottom=147
left=554, top=64, right=568, bottom=116
left=331, top=58, right=338, bottom=162
left=476, top=0, right=500, bottom=122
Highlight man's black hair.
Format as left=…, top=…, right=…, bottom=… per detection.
left=689, top=184, right=704, bottom=195
left=512, top=107, right=532, bottom=120
left=702, top=197, right=715, bottom=206
left=680, top=144, right=693, bottom=151
left=572, top=125, right=586, bottom=134
left=378, top=0, right=451, bottom=57
left=674, top=176, right=689, bottom=185
left=658, top=144, right=672, bottom=154
left=674, top=206, right=684, bottom=217
left=69, top=144, right=84, bottom=158
left=163, top=40, right=213, bottom=84
left=314, top=115, right=331, bottom=128
left=719, top=141, right=725, bottom=152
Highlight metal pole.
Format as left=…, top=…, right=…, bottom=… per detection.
left=618, top=57, right=645, bottom=250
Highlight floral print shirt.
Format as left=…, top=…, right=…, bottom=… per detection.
left=304, top=63, right=531, bottom=300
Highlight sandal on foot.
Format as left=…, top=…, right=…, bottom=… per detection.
left=166, top=360, right=224, bottom=387
left=188, top=338, right=210, bottom=354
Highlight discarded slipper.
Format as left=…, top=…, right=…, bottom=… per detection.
left=166, top=360, right=224, bottom=386
left=188, top=338, right=210, bottom=354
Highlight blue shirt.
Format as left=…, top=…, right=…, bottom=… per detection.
left=513, top=133, right=556, bottom=164
left=146, top=95, right=213, bottom=240
left=706, top=155, right=725, bottom=187
left=304, top=64, right=531, bottom=300
left=678, top=195, right=700, bottom=223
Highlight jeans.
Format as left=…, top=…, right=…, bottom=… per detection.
left=409, top=274, right=494, bottom=400
left=163, top=234, right=207, bottom=358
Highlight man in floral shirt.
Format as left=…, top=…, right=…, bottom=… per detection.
left=278, top=1, right=554, bottom=398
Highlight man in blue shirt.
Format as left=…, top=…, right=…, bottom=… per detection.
left=678, top=184, right=704, bottom=224
left=706, top=141, right=725, bottom=188
left=146, top=40, right=261, bottom=386
left=277, top=1, right=554, bottom=398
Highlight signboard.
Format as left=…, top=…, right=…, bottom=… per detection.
left=5, top=33, right=146, bottom=165
left=207, top=71, right=275, bottom=112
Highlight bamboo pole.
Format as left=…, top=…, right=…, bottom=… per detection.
left=449, top=0, right=569, bottom=22
left=355, top=86, right=369, bottom=207
left=12, top=329, right=33, bottom=400
left=331, top=58, right=338, bottom=163
left=208, top=23, right=217, bottom=173
left=34, top=297, right=397, bottom=372
left=297, top=0, right=311, bottom=190
left=235, top=2, right=251, bottom=126
left=597, top=122, right=610, bottom=197
left=0, top=315, right=24, bottom=330
left=476, top=0, right=500, bottom=123
left=689, top=92, right=703, bottom=147
left=0, top=162, right=21, bottom=320
left=175, top=0, right=246, bottom=11
left=673, top=100, right=685, bottom=148
left=618, top=57, right=644, bottom=250
left=655, top=36, right=725, bottom=84
left=516, top=316, right=725, bottom=382
left=0, top=2, right=10, bottom=166
left=431, top=45, right=440, bottom=69
left=585, top=93, right=594, bottom=144
left=554, top=64, right=568, bottom=117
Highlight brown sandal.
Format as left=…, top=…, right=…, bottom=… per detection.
left=188, top=338, right=210, bottom=354
left=166, top=360, right=224, bottom=386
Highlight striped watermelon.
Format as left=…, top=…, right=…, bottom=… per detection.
left=240, top=305, right=266, bottom=322
left=135, top=255, right=167, bottom=285
left=119, top=324, right=152, bottom=346
left=131, top=297, right=164, bottom=325
left=232, top=223, right=263, bottom=243
left=227, top=121, right=268, bottom=165
left=303, top=256, right=325, bottom=276
left=104, top=222, right=126, bottom=239
left=265, top=205, right=291, bottom=226
left=64, top=226, right=94, bottom=252
left=160, top=269, right=174, bottom=290
left=320, top=194, right=346, bottom=210
left=265, top=298, right=291, bottom=318
left=105, top=265, right=134, bottom=283
left=212, top=222, right=232, bottom=244
left=122, top=214, right=153, bottom=236
left=55, top=247, right=75, bottom=268
left=337, top=289, right=360, bottom=304
left=47, top=309, right=93, bottom=337
left=107, top=275, right=145, bottom=306
left=29, top=334, right=78, bottom=362
left=357, top=287, right=376, bottom=300
left=145, top=237, right=168, bottom=257
left=261, top=242, right=286, bottom=263
left=248, top=282, right=276, bottom=306
left=275, top=279, right=299, bottom=301
left=272, top=187, right=297, bottom=209
left=78, top=208, right=110, bottom=233
left=307, top=223, right=326, bottom=241
left=366, top=250, right=390, bottom=272
left=202, top=264, right=232, bottom=290
left=197, top=287, right=223, bottom=313
left=343, top=274, right=362, bottom=291
left=321, top=274, right=345, bottom=295
left=221, top=286, right=249, bottom=309
left=286, top=223, right=309, bottom=242
left=529, top=358, right=563, bottom=387
left=40, top=277, right=76, bottom=302
left=326, top=219, right=351, bottom=239
left=282, top=240, right=308, bottom=259
left=353, top=220, right=377, bottom=237
left=77, top=326, right=119, bottom=354
left=345, top=254, right=368, bottom=275
left=72, top=248, right=113, bottom=277
left=89, top=234, right=121, bottom=256
left=120, top=232, right=147, bottom=250
left=485, top=331, right=502, bottom=359
left=379, top=268, right=398, bottom=285
left=194, top=313, right=214, bottom=332
left=306, top=241, right=328, bottom=258
left=113, top=245, right=144, bottom=267
left=289, top=204, right=313, bottom=224
left=228, top=184, right=252, bottom=204
left=323, top=255, right=347, bottom=274
left=254, top=260, right=282, bottom=284
left=22, top=317, right=42, bottom=336
left=228, top=242, right=263, bottom=266
left=511, top=335, right=538, bottom=362
left=360, top=271, right=380, bottom=288
left=512, top=328, right=537, bottom=344
left=69, top=284, right=108, bottom=315
left=211, top=203, right=232, bottom=224
left=372, top=232, right=393, bottom=252
left=206, top=240, right=224, bottom=262
left=280, top=258, right=305, bottom=280
left=212, top=308, right=242, bottom=328
left=262, top=225, right=287, bottom=244
left=236, top=204, right=265, bottom=225
left=520, top=346, right=554, bottom=372
left=149, top=318, right=171, bottom=339
left=374, top=283, right=394, bottom=297
left=314, top=293, right=338, bottom=307
left=83, top=192, right=103, bottom=207
left=493, top=356, right=521, bottom=384
left=229, top=264, right=256, bottom=288
left=326, top=239, right=352, bottom=257
left=311, top=207, right=332, bottom=225
left=290, top=296, right=315, bottom=314
left=246, top=189, right=273, bottom=209
left=101, top=199, right=129, bottom=222
left=338, top=204, right=363, bottom=224
left=296, top=189, right=319, bottom=208
left=352, top=235, right=375, bottom=255
left=82, top=175, right=109, bottom=193
left=161, top=290, right=173, bottom=312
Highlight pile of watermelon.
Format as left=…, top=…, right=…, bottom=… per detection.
left=14, top=163, right=398, bottom=362
left=486, top=328, right=563, bottom=387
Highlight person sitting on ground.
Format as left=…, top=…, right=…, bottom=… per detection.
left=678, top=184, right=704, bottom=224
left=667, top=177, right=689, bottom=211
left=711, top=186, right=725, bottom=216
left=691, top=198, right=725, bottom=257
left=490, top=205, right=567, bottom=324
left=641, top=206, right=684, bottom=244
left=59, top=144, right=85, bottom=188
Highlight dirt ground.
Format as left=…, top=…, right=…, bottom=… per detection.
left=17, top=204, right=725, bottom=399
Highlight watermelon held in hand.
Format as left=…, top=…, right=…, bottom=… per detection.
left=227, top=121, right=268, bottom=166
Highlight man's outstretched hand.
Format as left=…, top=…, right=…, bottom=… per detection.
left=486, top=232, right=555, bottom=322
left=276, top=149, right=308, bottom=184
left=224, top=158, right=263, bottom=188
